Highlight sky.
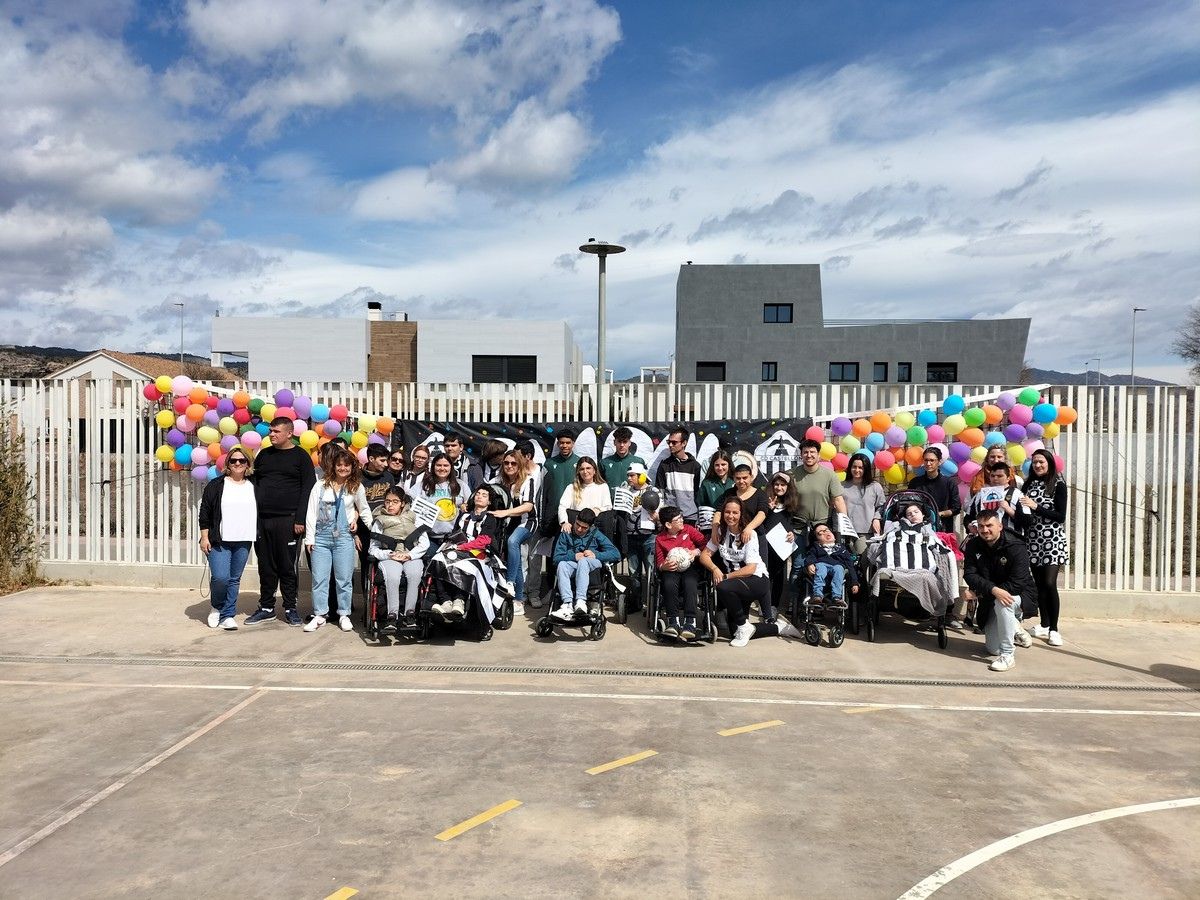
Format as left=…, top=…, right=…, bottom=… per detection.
left=2, top=0, right=1197, bottom=381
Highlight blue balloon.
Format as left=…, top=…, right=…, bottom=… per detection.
left=942, top=394, right=965, bottom=415
left=174, top=444, right=193, bottom=465
left=865, top=432, right=885, bottom=452
left=1021, top=460, right=1032, bottom=477
left=917, top=409, right=937, bottom=427
left=1033, top=402, right=1058, bottom=424
left=310, top=403, right=330, bottom=423
left=984, top=431, right=1007, bottom=448
left=940, top=460, right=959, bottom=478
left=255, top=422, right=270, bottom=437
left=206, top=465, right=221, bottom=481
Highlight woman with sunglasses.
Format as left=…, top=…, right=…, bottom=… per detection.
left=491, top=450, right=539, bottom=614
left=386, top=447, right=407, bottom=482
left=198, top=446, right=258, bottom=630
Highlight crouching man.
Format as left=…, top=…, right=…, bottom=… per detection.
left=963, top=509, right=1036, bottom=672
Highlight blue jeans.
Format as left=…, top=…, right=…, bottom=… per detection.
left=984, top=593, right=1023, bottom=656
left=506, top=524, right=534, bottom=599
left=811, top=561, right=845, bottom=600
left=556, top=556, right=603, bottom=603
left=209, top=541, right=252, bottom=619
left=311, top=527, right=357, bottom=618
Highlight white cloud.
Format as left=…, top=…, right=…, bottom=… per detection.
left=352, top=167, right=458, bottom=221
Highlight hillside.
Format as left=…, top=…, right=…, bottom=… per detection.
left=0, top=346, right=246, bottom=380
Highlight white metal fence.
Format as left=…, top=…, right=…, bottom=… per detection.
left=4, top=379, right=1194, bottom=594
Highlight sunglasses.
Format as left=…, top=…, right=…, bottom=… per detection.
left=502, top=461, right=518, bottom=467
left=666, top=439, right=682, bottom=446
left=389, top=456, right=403, bottom=462
left=228, top=459, right=248, bottom=466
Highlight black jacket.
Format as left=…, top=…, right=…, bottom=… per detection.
left=963, top=530, right=1037, bottom=629
left=252, top=444, right=315, bottom=524
left=198, top=476, right=257, bottom=544
left=909, top=472, right=961, bottom=529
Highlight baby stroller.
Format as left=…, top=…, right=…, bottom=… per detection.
left=860, top=489, right=957, bottom=649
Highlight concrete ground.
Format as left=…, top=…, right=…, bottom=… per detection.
left=1, top=585, right=1197, bottom=900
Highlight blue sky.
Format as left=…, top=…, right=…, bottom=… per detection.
left=2, top=0, right=1197, bottom=380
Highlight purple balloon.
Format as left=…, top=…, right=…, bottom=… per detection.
left=219, top=434, right=240, bottom=451
left=367, top=433, right=387, bottom=445
left=216, top=398, right=235, bottom=416
left=202, top=409, right=221, bottom=426
left=830, top=416, right=852, bottom=437
left=322, top=419, right=343, bottom=437
left=1025, top=422, right=1044, bottom=439
left=996, top=392, right=1017, bottom=411
left=274, top=388, right=295, bottom=408
left=293, top=395, right=312, bottom=418
left=885, top=425, right=906, bottom=446
left=190, top=466, right=209, bottom=482
left=1003, top=423, right=1027, bottom=442
left=949, top=442, right=972, bottom=463
left=166, top=428, right=186, bottom=448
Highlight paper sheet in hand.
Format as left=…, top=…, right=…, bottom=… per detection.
left=697, top=505, right=715, bottom=530
left=765, top=523, right=795, bottom=560
left=411, top=495, right=440, bottom=528
left=835, top=513, right=859, bottom=538
left=613, top=486, right=635, bottom=515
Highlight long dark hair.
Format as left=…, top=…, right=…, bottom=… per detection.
left=716, top=496, right=748, bottom=538
left=422, top=452, right=461, bottom=497
left=769, top=472, right=800, bottom=514
left=1025, top=448, right=1063, bottom=492
left=703, top=449, right=733, bottom=483
left=845, top=452, right=876, bottom=487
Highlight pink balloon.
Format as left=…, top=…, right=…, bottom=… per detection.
left=957, top=460, right=981, bottom=483
left=1054, top=453, right=1065, bottom=473
left=291, top=419, right=308, bottom=436
left=177, top=416, right=197, bottom=433
left=874, top=450, right=895, bottom=469
left=1022, top=439, right=1044, bottom=454
left=1009, top=404, right=1033, bottom=426
left=926, top=424, right=945, bottom=443
left=805, top=425, right=825, bottom=442
left=818, top=459, right=834, bottom=470
left=241, top=431, right=263, bottom=450
left=356, top=448, right=368, bottom=465
left=142, top=384, right=161, bottom=401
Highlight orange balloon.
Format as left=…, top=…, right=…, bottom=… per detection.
left=1056, top=406, right=1078, bottom=426
left=375, top=417, right=395, bottom=435
left=869, top=411, right=892, bottom=433
left=851, top=418, right=872, bottom=438
left=169, top=460, right=182, bottom=471
left=232, top=390, right=251, bottom=409
left=188, top=386, right=208, bottom=404
left=185, top=403, right=206, bottom=421
left=982, top=404, right=1003, bottom=425
left=959, top=427, right=985, bottom=448
left=904, top=446, right=925, bottom=466
left=310, top=450, right=320, bottom=466
left=207, top=442, right=222, bottom=459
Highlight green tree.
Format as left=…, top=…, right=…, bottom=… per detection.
left=1172, top=304, right=1200, bottom=383
left=0, top=406, right=40, bottom=592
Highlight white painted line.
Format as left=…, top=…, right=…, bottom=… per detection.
left=1, top=679, right=1198, bottom=719
left=0, top=690, right=265, bottom=869
left=897, top=796, right=1200, bottom=899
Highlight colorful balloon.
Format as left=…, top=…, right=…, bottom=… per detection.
left=874, top=450, right=895, bottom=470
left=851, top=418, right=872, bottom=439
left=983, top=431, right=1007, bottom=448
left=830, top=416, right=852, bottom=437
left=1017, top=387, right=1041, bottom=406
left=375, top=417, right=394, bottom=436
left=959, top=427, right=985, bottom=448
left=1043, top=422, right=1060, bottom=439
left=832, top=452, right=849, bottom=472
left=942, top=394, right=965, bottom=415
left=171, top=375, right=194, bottom=397
left=299, top=431, right=319, bottom=450
left=885, top=425, right=906, bottom=447
left=963, top=408, right=985, bottom=428
left=358, top=415, right=377, bottom=434
left=310, top=403, right=330, bottom=423
left=819, top=441, right=837, bottom=461
left=293, top=396, right=313, bottom=419
left=143, top=384, right=162, bottom=401
left=865, top=432, right=885, bottom=452
left=274, top=388, right=295, bottom=408
left=869, top=412, right=892, bottom=433
left=330, top=404, right=349, bottom=422
left=1032, top=402, right=1057, bottom=424
left=926, top=424, right=945, bottom=443
left=906, top=425, right=927, bottom=445
left=174, top=445, right=193, bottom=465
left=1008, top=404, right=1033, bottom=426
left=942, top=414, right=966, bottom=436
left=1056, top=406, right=1078, bottom=426
left=805, top=425, right=825, bottom=442
left=995, top=392, right=1017, bottom=411
left=155, top=445, right=174, bottom=463
left=839, top=435, right=861, bottom=453
left=885, top=464, right=906, bottom=485
left=155, top=375, right=174, bottom=395
left=982, top=404, right=1003, bottom=426
left=197, top=425, right=219, bottom=445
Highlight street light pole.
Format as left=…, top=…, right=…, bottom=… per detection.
left=174, top=301, right=185, bottom=372
left=1088, top=356, right=1101, bottom=387
left=579, top=239, right=625, bottom=419
left=1130, top=307, right=1146, bottom=390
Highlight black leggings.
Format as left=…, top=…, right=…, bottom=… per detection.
left=1032, top=564, right=1062, bottom=631
left=766, top=552, right=786, bottom=619
left=717, top=575, right=780, bottom=641
left=659, top=567, right=699, bottom=618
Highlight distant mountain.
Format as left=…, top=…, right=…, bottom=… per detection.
left=0, top=345, right=246, bottom=379
left=1024, top=367, right=1175, bottom=387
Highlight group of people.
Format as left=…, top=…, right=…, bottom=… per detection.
left=197, top=419, right=1070, bottom=669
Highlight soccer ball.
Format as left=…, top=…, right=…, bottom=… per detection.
left=666, top=547, right=694, bottom=570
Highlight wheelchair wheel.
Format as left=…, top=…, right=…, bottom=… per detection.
left=480, top=625, right=494, bottom=642
left=590, top=614, right=606, bottom=641
left=829, top=625, right=845, bottom=648
left=535, top=617, right=554, bottom=638
left=936, top=619, right=948, bottom=649
left=804, top=623, right=821, bottom=646
left=494, top=598, right=514, bottom=631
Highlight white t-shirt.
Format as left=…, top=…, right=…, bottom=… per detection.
left=707, top=530, right=768, bottom=578
left=558, top=481, right=613, bottom=523
left=219, top=478, right=257, bottom=542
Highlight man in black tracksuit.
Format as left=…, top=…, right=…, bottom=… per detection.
left=963, top=510, right=1036, bottom=672
left=246, top=417, right=315, bottom=626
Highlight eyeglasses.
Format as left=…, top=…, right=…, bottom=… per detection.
left=502, top=461, right=518, bottom=467
left=228, top=459, right=248, bottom=466
left=924, top=457, right=939, bottom=463
left=389, top=456, right=403, bottom=462
left=666, top=439, right=682, bottom=446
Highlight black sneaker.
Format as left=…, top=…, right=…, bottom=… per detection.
left=283, top=609, right=303, bottom=627
left=244, top=608, right=276, bottom=626
left=382, top=615, right=398, bottom=635
left=663, top=619, right=680, bottom=638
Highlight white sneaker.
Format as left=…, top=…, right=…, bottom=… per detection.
left=730, top=622, right=756, bottom=648
left=207, top=609, right=220, bottom=628
left=1047, top=630, right=1063, bottom=647
left=989, top=654, right=1015, bottom=672
left=1013, top=629, right=1033, bottom=649
left=575, top=599, right=590, bottom=617
left=450, top=598, right=466, bottom=619
left=513, top=601, right=524, bottom=616
left=1031, top=625, right=1050, bottom=639
left=303, top=615, right=326, bottom=633
left=220, top=617, right=238, bottom=630
left=551, top=603, right=575, bottom=622
left=339, top=615, right=353, bottom=632
left=776, top=619, right=803, bottom=640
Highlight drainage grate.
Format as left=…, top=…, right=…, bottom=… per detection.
left=0, top=654, right=1195, bottom=693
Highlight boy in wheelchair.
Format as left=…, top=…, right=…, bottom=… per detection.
left=367, top=488, right=429, bottom=633
left=803, top=522, right=859, bottom=609
left=551, top=508, right=621, bottom=621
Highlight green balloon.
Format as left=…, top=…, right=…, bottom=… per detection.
left=906, top=425, right=927, bottom=445
left=1017, top=387, right=1040, bottom=406
left=238, top=424, right=254, bottom=434
left=964, top=408, right=986, bottom=428
left=339, top=430, right=354, bottom=444
left=248, top=397, right=264, bottom=414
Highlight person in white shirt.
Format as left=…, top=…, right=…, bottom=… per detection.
left=303, top=450, right=373, bottom=633
left=558, top=456, right=612, bottom=531
left=198, top=447, right=257, bottom=630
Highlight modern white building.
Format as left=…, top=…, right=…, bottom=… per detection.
left=415, top=319, right=582, bottom=383
left=211, top=316, right=371, bottom=382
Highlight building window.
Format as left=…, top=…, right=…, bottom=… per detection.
left=696, top=361, right=726, bottom=382
left=762, top=303, right=793, bottom=324
left=897, top=362, right=912, bottom=383
left=472, top=354, right=537, bottom=383
left=829, top=362, right=859, bottom=383
left=926, top=362, right=958, bottom=383
left=873, top=362, right=888, bottom=383
left=761, top=362, right=778, bottom=382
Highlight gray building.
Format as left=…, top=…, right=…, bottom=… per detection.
left=674, top=264, right=1030, bottom=384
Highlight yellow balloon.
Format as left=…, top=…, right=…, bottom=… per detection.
left=299, top=430, right=319, bottom=450
left=895, top=411, right=916, bottom=429
left=155, top=375, right=173, bottom=394
left=839, top=435, right=861, bottom=453
left=155, top=409, right=175, bottom=429
left=819, top=441, right=837, bottom=460
left=837, top=470, right=846, bottom=482
left=1007, top=443, right=1027, bottom=466
left=350, top=431, right=369, bottom=449
left=197, top=426, right=219, bottom=445
left=1043, top=422, right=1060, bottom=439
left=358, top=415, right=377, bottom=434
left=155, top=445, right=173, bottom=463
left=218, top=416, right=238, bottom=435
left=259, top=403, right=277, bottom=422
left=970, top=445, right=988, bottom=463
left=943, top=414, right=966, bottom=436
left=885, top=464, right=906, bottom=484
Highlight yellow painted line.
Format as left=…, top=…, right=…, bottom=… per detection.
left=324, top=889, right=359, bottom=900
left=844, top=705, right=894, bottom=714
left=718, top=719, right=785, bottom=736
left=586, top=749, right=659, bottom=775
left=435, top=799, right=522, bottom=842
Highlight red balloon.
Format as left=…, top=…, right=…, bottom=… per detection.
left=142, top=384, right=161, bottom=401
left=805, top=425, right=825, bottom=442
left=330, top=404, right=349, bottom=422
left=232, top=408, right=252, bottom=426
left=173, top=396, right=190, bottom=415
left=874, top=450, right=895, bottom=470
left=205, top=395, right=220, bottom=409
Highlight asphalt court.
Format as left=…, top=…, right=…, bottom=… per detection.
left=1, top=586, right=1198, bottom=898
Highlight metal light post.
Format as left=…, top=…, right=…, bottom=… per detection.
left=1089, top=357, right=1101, bottom=387
left=579, top=239, right=625, bottom=418
left=174, top=301, right=185, bottom=372
left=1130, top=307, right=1146, bottom=390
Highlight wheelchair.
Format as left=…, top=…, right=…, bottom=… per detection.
left=799, top=567, right=851, bottom=648
left=363, top=552, right=431, bottom=642
left=421, top=544, right=515, bottom=642
left=534, top=563, right=616, bottom=641
left=644, top=564, right=718, bottom=643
